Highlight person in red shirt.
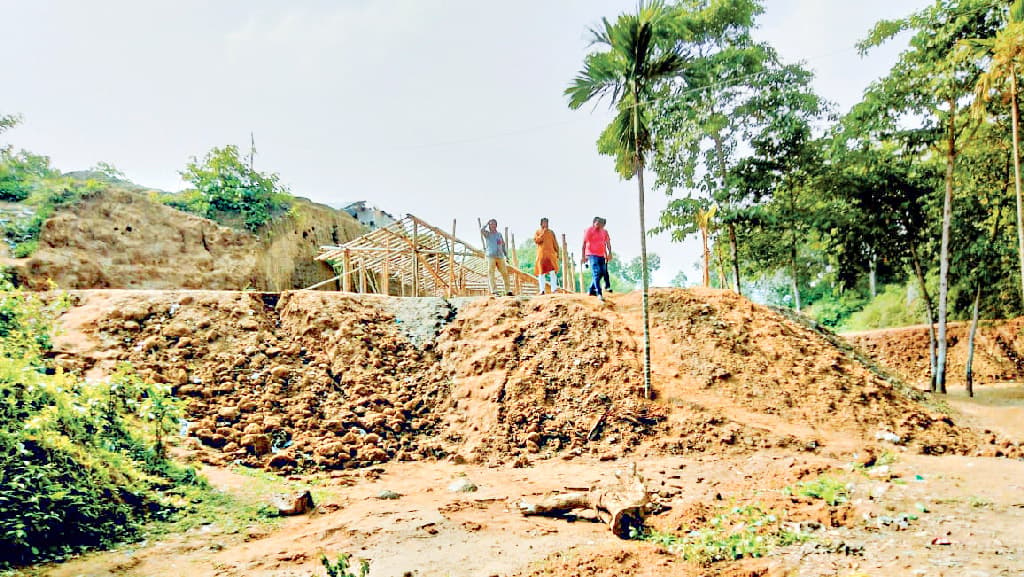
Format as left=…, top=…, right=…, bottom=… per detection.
left=581, top=216, right=612, bottom=301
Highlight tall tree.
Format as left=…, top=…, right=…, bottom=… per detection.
left=962, top=0, right=1024, bottom=302
left=859, top=0, right=1001, bottom=393
left=567, top=0, right=686, bottom=399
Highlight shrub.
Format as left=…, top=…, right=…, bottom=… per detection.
left=0, top=282, right=196, bottom=568
left=786, top=476, right=849, bottom=506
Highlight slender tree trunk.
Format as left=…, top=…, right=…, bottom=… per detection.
left=637, top=167, right=652, bottom=400
left=869, top=251, right=877, bottom=298
left=789, top=238, right=801, bottom=312
left=1011, top=69, right=1024, bottom=304
left=910, top=241, right=938, bottom=390
left=714, top=240, right=727, bottom=290
left=712, top=132, right=741, bottom=295
left=701, top=226, right=710, bottom=287
left=728, top=223, right=741, bottom=295
left=936, top=95, right=956, bottom=395
left=966, top=284, right=981, bottom=399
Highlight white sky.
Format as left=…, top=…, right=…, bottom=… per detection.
left=1, top=0, right=927, bottom=285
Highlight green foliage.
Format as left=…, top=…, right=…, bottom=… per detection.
left=842, top=283, right=929, bottom=331
left=0, top=280, right=197, bottom=569
left=786, top=476, right=849, bottom=507
left=804, top=291, right=869, bottom=329
left=90, top=162, right=128, bottom=182
left=637, top=504, right=807, bottom=565
left=2, top=176, right=106, bottom=257
left=609, top=253, right=661, bottom=289
left=669, top=269, right=689, bottom=287
left=318, top=552, right=370, bottom=577
left=178, top=144, right=291, bottom=232
left=0, top=149, right=58, bottom=202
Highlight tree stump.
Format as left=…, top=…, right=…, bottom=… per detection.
left=516, top=463, right=649, bottom=538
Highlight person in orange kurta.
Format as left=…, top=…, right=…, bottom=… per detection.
left=534, top=217, right=560, bottom=294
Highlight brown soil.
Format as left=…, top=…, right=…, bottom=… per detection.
left=24, top=288, right=1024, bottom=577
left=7, top=188, right=362, bottom=291
left=845, top=319, right=1024, bottom=389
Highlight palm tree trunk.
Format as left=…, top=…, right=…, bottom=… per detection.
left=1011, top=68, right=1024, bottom=304
left=936, top=93, right=956, bottom=395
left=638, top=166, right=653, bottom=400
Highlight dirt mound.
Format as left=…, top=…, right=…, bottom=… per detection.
left=50, top=288, right=1020, bottom=474
left=845, top=319, right=1024, bottom=388
left=11, top=188, right=362, bottom=291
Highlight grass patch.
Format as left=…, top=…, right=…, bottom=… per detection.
left=786, top=475, right=849, bottom=506
left=636, top=504, right=808, bottom=565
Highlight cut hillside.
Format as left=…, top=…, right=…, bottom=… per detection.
left=844, top=319, right=1024, bottom=388
left=8, top=187, right=363, bottom=290
left=49, top=288, right=1020, bottom=475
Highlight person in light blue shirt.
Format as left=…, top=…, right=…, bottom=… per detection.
left=481, top=218, right=513, bottom=296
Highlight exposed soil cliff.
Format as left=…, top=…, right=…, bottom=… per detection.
left=10, top=188, right=362, bottom=290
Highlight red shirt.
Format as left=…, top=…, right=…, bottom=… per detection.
left=583, top=226, right=610, bottom=258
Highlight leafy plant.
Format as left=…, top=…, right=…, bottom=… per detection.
left=318, top=552, right=370, bottom=577
left=786, top=476, right=849, bottom=506
left=178, top=144, right=291, bottom=232
left=0, top=281, right=200, bottom=569
left=636, top=504, right=807, bottom=565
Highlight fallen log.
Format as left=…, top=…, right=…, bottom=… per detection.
left=516, top=463, right=649, bottom=538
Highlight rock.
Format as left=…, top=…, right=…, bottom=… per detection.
left=377, top=490, right=402, bottom=500
left=239, top=318, right=260, bottom=331
left=140, top=335, right=162, bottom=352
left=241, top=434, right=272, bottom=456
left=448, top=478, right=478, bottom=493
left=217, top=407, right=240, bottom=421
left=269, top=365, right=290, bottom=379
left=162, top=321, right=192, bottom=338
left=271, top=490, right=314, bottom=515
left=267, top=453, right=297, bottom=469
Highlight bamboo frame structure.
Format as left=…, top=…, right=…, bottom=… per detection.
left=316, top=214, right=540, bottom=297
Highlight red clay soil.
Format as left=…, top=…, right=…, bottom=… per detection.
left=50, top=287, right=1020, bottom=474
left=845, top=319, right=1024, bottom=389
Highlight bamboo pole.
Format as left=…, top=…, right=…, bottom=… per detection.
left=565, top=232, right=573, bottom=291
left=383, top=236, right=391, bottom=296
left=358, top=255, right=367, bottom=293
left=342, top=250, right=352, bottom=292
left=412, top=220, right=420, bottom=297
left=510, top=231, right=521, bottom=295
left=449, top=219, right=456, bottom=297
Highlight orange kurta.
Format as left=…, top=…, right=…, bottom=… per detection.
left=534, top=228, right=559, bottom=275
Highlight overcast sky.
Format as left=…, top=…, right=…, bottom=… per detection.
left=1, top=0, right=928, bottom=286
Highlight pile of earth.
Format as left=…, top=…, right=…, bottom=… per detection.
left=7, top=187, right=363, bottom=291
left=845, top=319, right=1024, bottom=388
left=50, top=287, right=1021, bottom=474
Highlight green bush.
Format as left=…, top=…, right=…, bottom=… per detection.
left=786, top=476, right=849, bottom=506
left=2, top=177, right=105, bottom=257
left=0, top=283, right=196, bottom=568
left=178, top=145, right=291, bottom=232
left=841, top=283, right=928, bottom=331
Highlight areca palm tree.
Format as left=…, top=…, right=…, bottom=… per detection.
left=567, top=1, right=686, bottom=399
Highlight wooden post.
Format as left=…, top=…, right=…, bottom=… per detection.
left=342, top=249, right=352, bottom=292
left=510, top=231, right=521, bottom=294
left=561, top=233, right=570, bottom=293
left=383, top=236, right=391, bottom=296
left=449, top=219, right=456, bottom=298
left=412, top=221, right=420, bottom=297
left=358, top=254, right=367, bottom=293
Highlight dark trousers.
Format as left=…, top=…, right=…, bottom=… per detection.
left=588, top=255, right=607, bottom=296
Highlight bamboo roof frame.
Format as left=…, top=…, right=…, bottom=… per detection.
left=316, top=214, right=539, bottom=297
